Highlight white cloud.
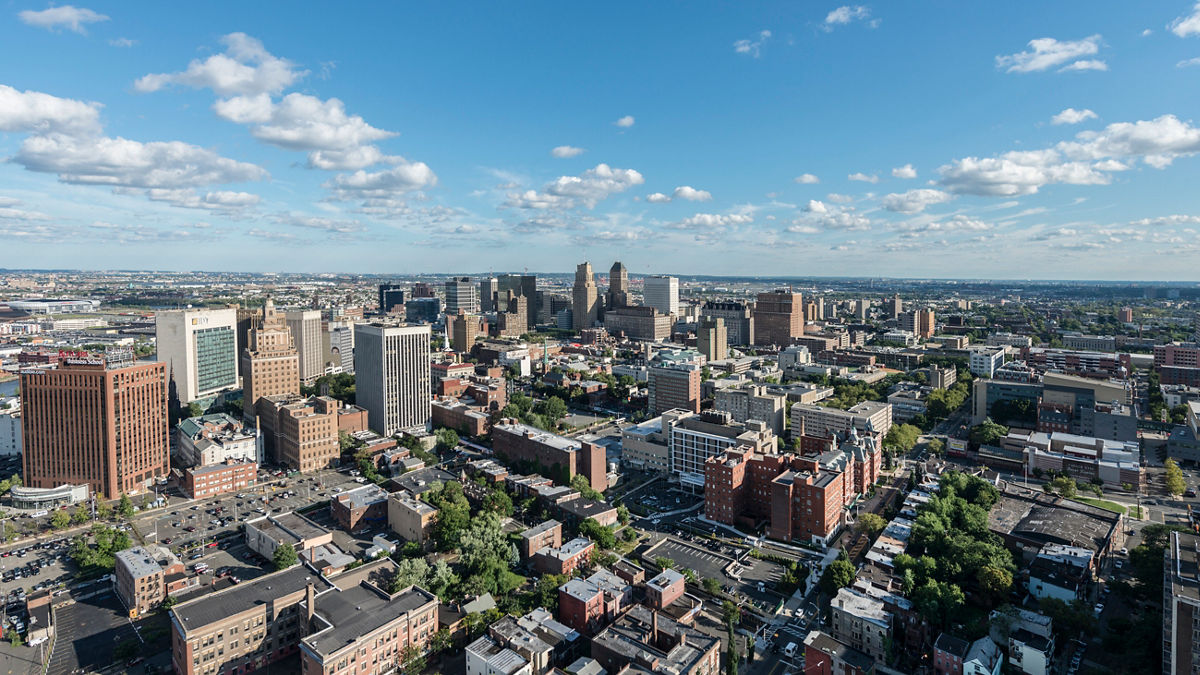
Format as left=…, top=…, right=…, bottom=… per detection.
left=794, top=173, right=820, bottom=184
left=733, top=30, right=771, bottom=57
left=995, top=35, right=1104, bottom=73
left=804, top=200, right=828, bottom=213
left=1051, top=108, right=1098, bottom=125
left=1178, top=57, right=1200, bottom=68
left=891, top=164, right=917, bottom=179
left=273, top=212, right=365, bottom=234
left=1129, top=214, right=1200, bottom=226
left=938, top=150, right=1108, bottom=196
left=823, top=6, right=875, bottom=31
left=506, top=163, right=643, bottom=210
left=894, top=215, right=992, bottom=233
left=1058, top=59, right=1108, bottom=72
left=614, top=115, right=635, bottom=128
left=1057, top=114, right=1200, bottom=167
left=793, top=202, right=870, bottom=230
left=214, top=92, right=396, bottom=169
left=646, top=192, right=672, bottom=203
left=0, top=197, right=49, bottom=222
left=551, top=145, right=585, bottom=158
left=848, top=172, right=879, bottom=183
left=786, top=224, right=820, bottom=234
left=323, top=162, right=438, bottom=199
left=1171, top=3, right=1200, bottom=37
left=673, top=186, right=712, bottom=202
left=109, top=37, right=136, bottom=47
left=0, top=84, right=102, bottom=136
left=1143, top=29, right=1154, bottom=37
left=18, top=5, right=108, bottom=34
left=15, top=134, right=267, bottom=189
left=881, top=188, right=953, bottom=213
left=666, top=213, right=753, bottom=230
left=142, top=188, right=261, bottom=211
left=135, top=33, right=307, bottom=97
left=826, top=193, right=854, bottom=204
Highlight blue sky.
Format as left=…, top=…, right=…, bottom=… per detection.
left=3, top=2, right=1200, bottom=279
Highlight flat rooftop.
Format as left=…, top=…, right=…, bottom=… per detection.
left=337, top=483, right=388, bottom=509
left=304, top=581, right=437, bottom=658
left=172, top=565, right=330, bottom=635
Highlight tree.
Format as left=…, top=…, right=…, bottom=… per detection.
left=390, top=557, right=430, bottom=593
left=819, top=558, right=856, bottom=595
left=969, top=418, right=1008, bottom=447
left=703, top=577, right=722, bottom=595
left=654, top=556, right=675, bottom=570
left=50, top=509, right=70, bottom=530
left=722, top=600, right=742, bottom=628
left=161, top=595, right=178, bottom=610
left=927, top=438, right=945, bottom=456
left=578, top=518, right=615, bottom=549
left=854, top=513, right=886, bottom=538
left=726, top=625, right=739, bottom=675
left=430, top=628, right=453, bottom=654
left=884, top=424, right=922, bottom=453
left=616, top=505, right=630, bottom=525
left=435, top=427, right=460, bottom=452
left=912, top=580, right=965, bottom=629
left=481, top=489, right=514, bottom=517
left=1049, top=476, right=1078, bottom=499
left=118, top=493, right=134, bottom=519
left=273, top=542, right=299, bottom=570
left=535, top=396, right=569, bottom=425
left=569, top=473, right=603, bottom=500
left=71, top=506, right=88, bottom=525
left=1166, top=458, right=1186, bottom=496
left=977, top=566, right=1013, bottom=603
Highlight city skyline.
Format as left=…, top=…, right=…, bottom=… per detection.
left=3, top=3, right=1200, bottom=279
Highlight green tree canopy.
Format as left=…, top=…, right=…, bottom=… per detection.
left=819, top=558, right=856, bottom=595
left=1166, top=458, right=1186, bottom=496
left=969, top=418, right=1008, bottom=447
left=273, top=542, right=299, bottom=570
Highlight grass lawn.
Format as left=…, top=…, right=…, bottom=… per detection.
left=1070, top=496, right=1127, bottom=515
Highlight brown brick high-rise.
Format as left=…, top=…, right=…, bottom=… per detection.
left=21, top=357, right=168, bottom=498
left=242, top=298, right=300, bottom=421
left=754, top=289, right=804, bottom=347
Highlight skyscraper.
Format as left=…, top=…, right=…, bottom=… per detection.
left=450, top=310, right=479, bottom=353
left=354, top=323, right=432, bottom=436
left=285, top=310, right=324, bottom=385
left=378, top=283, right=406, bottom=314
left=697, top=317, right=728, bottom=362
left=445, top=277, right=479, bottom=315
left=573, top=263, right=599, bottom=331
left=644, top=275, right=679, bottom=316
left=889, top=293, right=903, bottom=319
left=701, top=301, right=754, bottom=346
left=497, top=274, right=537, bottom=319
left=607, top=262, right=629, bottom=310
left=21, top=354, right=168, bottom=498
left=242, top=299, right=300, bottom=421
left=154, top=308, right=238, bottom=403
left=479, top=277, right=499, bottom=313
left=753, top=290, right=803, bottom=347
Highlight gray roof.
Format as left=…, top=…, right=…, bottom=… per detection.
left=116, top=546, right=161, bottom=580
left=172, top=565, right=329, bottom=635
left=304, top=582, right=437, bottom=658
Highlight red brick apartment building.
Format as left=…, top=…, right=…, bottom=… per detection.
left=183, top=460, right=257, bottom=499
left=492, top=421, right=607, bottom=492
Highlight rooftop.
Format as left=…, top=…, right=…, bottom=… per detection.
left=304, top=574, right=437, bottom=658
left=336, top=483, right=389, bottom=510
left=832, top=587, right=889, bottom=627
left=521, top=520, right=561, bottom=539
left=172, top=565, right=331, bottom=635
left=591, top=604, right=718, bottom=675
left=805, top=630, right=876, bottom=672
left=116, top=546, right=162, bottom=579
left=465, top=636, right=529, bottom=675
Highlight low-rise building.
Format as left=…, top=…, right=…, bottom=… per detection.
left=969, top=348, right=1006, bottom=378
left=590, top=605, right=720, bottom=675
left=432, top=397, right=491, bottom=437
left=644, top=568, right=686, bottom=610
left=713, top=383, right=787, bottom=436
left=116, top=545, right=183, bottom=617
left=493, top=421, right=607, bottom=492
left=557, top=569, right=632, bottom=634
left=804, top=630, right=875, bottom=675
left=182, top=459, right=257, bottom=499
left=176, top=413, right=259, bottom=467
left=388, top=490, right=437, bottom=546
left=519, top=520, right=562, bottom=560
left=619, top=416, right=668, bottom=473
left=245, top=511, right=333, bottom=561
left=466, top=635, right=534, bottom=675
left=830, top=586, right=891, bottom=663
left=665, top=409, right=777, bottom=490
left=532, top=537, right=594, bottom=576
left=331, top=483, right=389, bottom=533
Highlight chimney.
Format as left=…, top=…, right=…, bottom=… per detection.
left=651, top=609, right=658, bottom=645
left=306, top=582, right=315, bottom=623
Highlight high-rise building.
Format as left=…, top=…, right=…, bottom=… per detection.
left=899, top=308, right=936, bottom=340
left=285, top=310, right=324, bottom=385
left=479, top=277, right=499, bottom=313
left=327, top=321, right=355, bottom=374
left=1165, top=530, right=1200, bottom=675
left=753, top=290, right=804, bottom=347
left=404, top=297, right=441, bottom=324
left=378, top=283, right=406, bottom=315
left=697, top=316, right=728, bottom=362
left=701, top=301, right=754, bottom=346
left=450, top=310, right=479, bottom=353
left=648, top=363, right=701, bottom=416
left=445, top=276, right=479, bottom=315
left=573, top=262, right=599, bottom=331
left=607, top=262, right=629, bottom=310
left=22, top=355, right=168, bottom=498
left=154, top=308, right=238, bottom=403
left=355, top=323, right=432, bottom=436
left=411, top=282, right=435, bottom=298
left=496, top=291, right=529, bottom=337
left=644, top=275, right=679, bottom=316
left=498, top=274, right=537, bottom=317
left=889, top=293, right=903, bottom=319
left=242, top=299, right=300, bottom=421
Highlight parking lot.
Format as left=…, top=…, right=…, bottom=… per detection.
left=646, top=538, right=735, bottom=581
left=47, top=591, right=140, bottom=675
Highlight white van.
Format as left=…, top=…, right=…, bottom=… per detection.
left=784, top=642, right=798, bottom=658
left=30, top=510, right=48, bottom=518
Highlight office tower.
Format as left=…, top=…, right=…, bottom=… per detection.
left=701, top=301, right=754, bottom=346
left=608, top=262, right=629, bottom=310
left=154, top=308, right=238, bottom=403
left=234, top=307, right=257, bottom=378
left=21, top=354, right=168, bottom=498
left=404, top=297, right=441, bottom=324
left=479, top=277, right=499, bottom=313
left=378, top=283, right=406, bottom=314
left=242, top=299, right=300, bottom=421
left=327, top=321, right=355, bottom=374
left=445, top=276, right=478, bottom=315
left=889, top=293, right=903, bottom=319
left=855, top=299, right=869, bottom=321
left=573, top=262, right=599, bottom=331
left=450, top=310, right=479, bottom=352
left=648, top=364, right=702, bottom=416
left=753, top=289, right=804, bottom=346
left=644, top=275, right=679, bottom=316
left=355, top=323, right=432, bottom=436
left=411, top=282, right=435, bottom=298
left=285, top=310, right=324, bottom=385
left=497, top=292, right=528, bottom=337
left=904, top=308, right=935, bottom=339
left=697, top=317, right=728, bottom=362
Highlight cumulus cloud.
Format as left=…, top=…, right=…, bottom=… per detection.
left=323, top=162, right=438, bottom=200
left=614, top=115, right=635, bottom=128
left=1129, top=214, right=1200, bottom=226
left=645, top=192, right=672, bottom=203
left=551, top=145, right=585, bottom=158
left=793, top=201, right=870, bottom=231
left=734, top=30, right=771, bottom=57
left=0, top=84, right=102, bottom=136
left=506, top=164, right=643, bottom=210
left=18, top=5, right=108, bottom=33
left=826, top=193, right=854, bottom=204
left=141, top=188, right=261, bottom=211
left=272, top=212, right=365, bottom=234
left=0, top=197, right=49, bottom=222
left=794, top=173, right=820, bottom=184
left=1051, top=108, right=1098, bottom=125
left=938, top=150, right=1108, bottom=196
left=881, top=188, right=953, bottom=213
left=1059, top=60, right=1108, bottom=72
left=135, top=33, right=307, bottom=97
left=666, top=212, right=753, bottom=230
left=1171, top=3, right=1200, bottom=37
left=995, top=35, right=1105, bottom=73
left=673, top=186, right=712, bottom=202
left=891, top=164, right=917, bottom=179
left=848, top=172, right=879, bottom=183
left=823, top=6, right=876, bottom=31
left=1178, top=57, right=1200, bottom=68
left=804, top=200, right=828, bottom=213
left=894, top=215, right=993, bottom=233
